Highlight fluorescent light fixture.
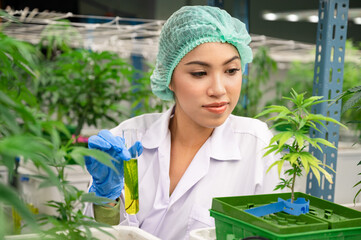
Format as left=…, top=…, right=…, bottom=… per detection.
left=354, top=17, right=361, bottom=25
left=308, top=15, right=319, bottom=23
left=286, top=14, right=299, bottom=22
left=263, top=13, right=277, bottom=21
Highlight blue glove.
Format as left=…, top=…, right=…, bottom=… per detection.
left=85, top=129, right=143, bottom=200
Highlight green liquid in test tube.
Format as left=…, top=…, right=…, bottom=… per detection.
left=122, top=129, right=139, bottom=214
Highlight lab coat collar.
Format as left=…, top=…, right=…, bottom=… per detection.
left=141, top=107, right=174, bottom=149
left=143, top=107, right=242, bottom=161
left=169, top=117, right=243, bottom=205
left=209, top=116, right=242, bottom=161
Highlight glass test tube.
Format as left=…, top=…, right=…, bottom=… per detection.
left=122, top=129, right=139, bottom=214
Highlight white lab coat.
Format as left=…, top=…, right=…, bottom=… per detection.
left=84, top=107, right=281, bottom=240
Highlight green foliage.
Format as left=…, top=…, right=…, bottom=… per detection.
left=0, top=32, right=40, bottom=109
left=37, top=49, right=135, bottom=136
left=354, top=160, right=361, bottom=204
left=129, top=64, right=171, bottom=116
left=0, top=30, right=118, bottom=238
left=256, top=89, right=346, bottom=202
left=34, top=21, right=168, bottom=137
left=336, top=85, right=361, bottom=115
left=335, top=84, right=361, bottom=203
left=0, top=18, right=168, bottom=238
left=233, top=46, right=277, bottom=117
left=273, top=40, right=361, bottom=134
left=1, top=87, right=118, bottom=238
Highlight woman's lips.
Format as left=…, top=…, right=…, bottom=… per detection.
left=203, top=102, right=228, bottom=114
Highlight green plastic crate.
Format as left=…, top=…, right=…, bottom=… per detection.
left=210, top=192, right=361, bottom=240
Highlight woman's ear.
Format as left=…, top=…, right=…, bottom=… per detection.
left=168, top=83, right=174, bottom=92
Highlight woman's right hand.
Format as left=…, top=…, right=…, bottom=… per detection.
left=85, top=130, right=132, bottom=201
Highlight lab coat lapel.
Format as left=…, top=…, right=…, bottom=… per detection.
left=141, top=107, right=173, bottom=149
left=169, top=140, right=210, bottom=205
left=210, top=116, right=242, bottom=161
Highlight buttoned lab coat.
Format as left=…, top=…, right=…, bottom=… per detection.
left=84, top=107, right=281, bottom=240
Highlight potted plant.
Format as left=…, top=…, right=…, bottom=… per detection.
left=210, top=90, right=361, bottom=240
left=256, top=89, right=346, bottom=203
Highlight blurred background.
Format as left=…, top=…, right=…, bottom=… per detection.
left=0, top=0, right=360, bottom=238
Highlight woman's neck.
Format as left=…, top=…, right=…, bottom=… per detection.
left=169, top=106, right=214, bottom=148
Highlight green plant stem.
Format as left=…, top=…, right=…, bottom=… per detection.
left=291, top=167, right=297, bottom=203
left=290, top=142, right=300, bottom=203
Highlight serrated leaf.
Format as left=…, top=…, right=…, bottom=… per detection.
left=313, top=138, right=336, bottom=149
left=342, top=91, right=361, bottom=113
left=255, top=105, right=290, bottom=119
left=284, top=153, right=297, bottom=165
left=294, top=132, right=304, bottom=148
left=278, top=131, right=293, bottom=149
left=266, top=159, right=284, bottom=178
left=70, top=147, right=118, bottom=174
left=277, top=159, right=285, bottom=177
left=308, top=138, right=324, bottom=153
left=263, top=144, right=279, bottom=157
left=299, top=152, right=313, bottom=174
left=80, top=192, right=116, bottom=205
left=270, top=134, right=283, bottom=145
left=310, top=166, right=321, bottom=186
left=319, top=163, right=336, bottom=173
left=318, top=167, right=333, bottom=184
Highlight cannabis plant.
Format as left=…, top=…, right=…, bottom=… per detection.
left=0, top=30, right=117, bottom=239
left=256, top=89, right=346, bottom=202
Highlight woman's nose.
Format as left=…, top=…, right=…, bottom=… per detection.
left=207, top=74, right=226, bottom=97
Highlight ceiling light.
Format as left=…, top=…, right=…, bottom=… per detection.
left=286, top=14, right=299, bottom=22
left=263, top=13, right=277, bottom=21
left=354, top=17, right=361, bottom=25
left=308, top=15, right=319, bottom=23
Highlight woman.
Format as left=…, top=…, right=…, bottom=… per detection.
left=84, top=5, right=280, bottom=240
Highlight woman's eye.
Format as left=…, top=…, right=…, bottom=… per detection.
left=190, top=71, right=207, bottom=77
left=226, top=68, right=240, bottom=75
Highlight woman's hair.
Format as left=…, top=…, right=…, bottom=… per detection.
left=150, top=5, right=253, bottom=101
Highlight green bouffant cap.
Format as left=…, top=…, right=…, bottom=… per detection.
left=150, top=5, right=253, bottom=101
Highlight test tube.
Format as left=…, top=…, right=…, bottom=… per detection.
left=122, top=129, right=139, bottom=215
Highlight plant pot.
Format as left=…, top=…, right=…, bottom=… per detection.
left=210, top=192, right=361, bottom=240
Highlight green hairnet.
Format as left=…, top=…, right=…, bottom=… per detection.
left=150, top=5, right=253, bottom=101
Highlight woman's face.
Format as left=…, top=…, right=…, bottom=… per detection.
left=169, top=42, right=242, bottom=129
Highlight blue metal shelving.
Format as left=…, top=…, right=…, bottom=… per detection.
left=306, top=0, right=349, bottom=202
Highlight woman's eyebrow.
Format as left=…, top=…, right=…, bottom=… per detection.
left=223, top=56, right=240, bottom=65
left=184, top=61, right=210, bottom=67
left=184, top=56, right=240, bottom=67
